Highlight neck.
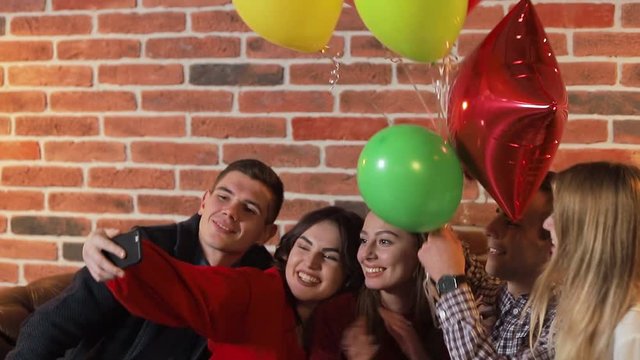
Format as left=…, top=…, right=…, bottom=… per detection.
left=201, top=244, right=242, bottom=267
left=380, top=282, right=414, bottom=314
left=296, top=301, right=317, bottom=324
left=507, top=278, right=535, bottom=297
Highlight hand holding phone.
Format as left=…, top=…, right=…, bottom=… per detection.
left=104, top=230, right=142, bottom=269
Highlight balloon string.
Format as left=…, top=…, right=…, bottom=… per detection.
left=321, top=45, right=342, bottom=90
left=433, top=54, right=458, bottom=142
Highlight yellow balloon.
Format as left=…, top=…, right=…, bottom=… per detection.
left=233, top=0, right=343, bottom=53
left=354, top=0, right=467, bottom=62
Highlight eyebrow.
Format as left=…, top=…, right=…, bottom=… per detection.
left=215, top=186, right=263, bottom=214
left=300, top=236, right=341, bottom=254
left=360, top=230, right=400, bottom=238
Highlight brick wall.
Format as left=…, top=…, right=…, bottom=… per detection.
left=0, top=0, right=638, bottom=284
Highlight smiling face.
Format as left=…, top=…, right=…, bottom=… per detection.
left=485, top=191, right=553, bottom=293
left=357, top=212, right=420, bottom=292
left=285, top=220, right=346, bottom=304
left=198, top=171, right=275, bottom=257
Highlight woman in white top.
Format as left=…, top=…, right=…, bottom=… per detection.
left=529, top=161, right=640, bottom=360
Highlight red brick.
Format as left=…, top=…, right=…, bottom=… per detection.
left=58, top=39, right=140, bottom=60
left=0, top=216, right=6, bottom=233
left=11, top=15, right=92, bottom=35
left=0, top=117, right=10, bottom=135
left=143, top=0, right=228, bottom=7
left=0, top=67, right=4, bottom=86
left=97, top=218, right=175, bottom=232
left=561, top=119, right=608, bottom=144
left=49, top=192, right=133, bottom=213
left=223, top=144, right=320, bottom=167
left=0, top=41, right=51, bottom=61
left=622, top=64, right=640, bottom=87
left=99, top=12, right=185, bottom=34
left=142, top=90, right=232, bottom=112
left=551, top=149, right=640, bottom=171
left=44, top=141, right=125, bottom=162
left=24, top=264, right=80, bottom=283
left=452, top=202, right=496, bottom=227
left=458, top=32, right=567, bottom=58
left=335, top=6, right=366, bottom=31
left=340, top=90, right=437, bottom=114
left=279, top=199, right=330, bottom=221
left=535, top=4, right=614, bottom=28
left=290, top=63, right=391, bottom=85
left=131, top=142, right=218, bottom=165
left=281, top=172, right=357, bottom=196
left=293, top=117, right=387, bottom=140
left=246, top=36, right=344, bottom=59
left=89, top=167, right=175, bottom=189
left=105, top=116, right=185, bottom=137
left=192, top=10, right=249, bottom=32
left=0, top=0, right=43, bottom=12
left=0, top=91, right=45, bottom=112
left=574, top=33, right=640, bottom=57
left=138, top=195, right=201, bottom=215
left=191, top=116, right=286, bottom=138
left=350, top=35, right=386, bottom=59
left=614, top=120, right=640, bottom=144
left=0, top=141, right=40, bottom=160
left=9, top=65, right=92, bottom=87
left=239, top=91, right=333, bottom=113
left=179, top=169, right=219, bottom=191
left=462, top=5, right=504, bottom=30
left=558, top=62, right=617, bottom=86
left=11, top=216, right=91, bottom=236
left=53, top=0, right=134, bottom=10
left=326, top=145, right=363, bottom=169
left=622, top=4, right=640, bottom=28
left=51, top=91, right=136, bottom=112
left=99, top=64, right=183, bottom=85
left=15, top=116, right=98, bottom=136
left=396, top=63, right=443, bottom=85
left=0, top=239, right=57, bottom=260
left=569, top=91, right=640, bottom=115
left=0, top=191, right=43, bottom=210
left=2, top=166, right=83, bottom=187
left=146, top=36, right=239, bottom=58
left=0, top=263, right=18, bottom=283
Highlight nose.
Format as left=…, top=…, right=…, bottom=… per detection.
left=306, top=251, right=323, bottom=270
left=542, top=215, right=553, bottom=232
left=485, top=216, right=502, bottom=239
left=362, top=240, right=377, bottom=260
left=222, top=201, right=241, bottom=222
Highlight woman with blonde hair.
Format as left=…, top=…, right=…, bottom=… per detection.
left=529, top=161, right=640, bottom=359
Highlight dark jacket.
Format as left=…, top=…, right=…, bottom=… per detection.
left=7, top=214, right=274, bottom=360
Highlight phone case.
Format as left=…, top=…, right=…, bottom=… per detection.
left=105, top=230, right=142, bottom=269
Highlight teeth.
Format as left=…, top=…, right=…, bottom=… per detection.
left=489, top=248, right=503, bottom=254
left=364, top=267, right=385, bottom=273
left=298, top=271, right=320, bottom=284
left=213, top=219, right=233, bottom=232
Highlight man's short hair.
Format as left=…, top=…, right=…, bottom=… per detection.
left=213, top=159, right=284, bottom=224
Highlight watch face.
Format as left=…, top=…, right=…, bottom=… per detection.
left=437, top=275, right=466, bottom=295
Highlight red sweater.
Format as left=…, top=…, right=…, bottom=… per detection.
left=106, top=240, right=305, bottom=360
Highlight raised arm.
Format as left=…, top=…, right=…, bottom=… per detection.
left=106, top=240, right=273, bottom=340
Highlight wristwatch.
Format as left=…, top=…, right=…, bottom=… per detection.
left=437, top=274, right=467, bottom=296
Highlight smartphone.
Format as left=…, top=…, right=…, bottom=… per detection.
left=104, top=230, right=142, bottom=269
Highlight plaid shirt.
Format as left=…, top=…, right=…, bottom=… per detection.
left=435, top=253, right=555, bottom=360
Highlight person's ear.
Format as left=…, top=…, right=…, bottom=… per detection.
left=197, top=191, right=210, bottom=215
left=259, top=223, right=278, bottom=245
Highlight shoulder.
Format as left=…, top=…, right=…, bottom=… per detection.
left=614, top=306, right=640, bottom=359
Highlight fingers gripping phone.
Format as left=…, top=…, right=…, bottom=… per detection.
left=105, top=230, right=142, bottom=269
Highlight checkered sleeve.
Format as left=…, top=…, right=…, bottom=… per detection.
left=436, top=284, right=555, bottom=360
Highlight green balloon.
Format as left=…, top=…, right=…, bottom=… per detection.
left=357, top=125, right=463, bottom=232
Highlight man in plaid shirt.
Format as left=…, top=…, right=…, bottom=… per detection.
left=419, top=173, right=556, bottom=359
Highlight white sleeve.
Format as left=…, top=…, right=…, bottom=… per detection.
left=614, top=307, right=640, bottom=360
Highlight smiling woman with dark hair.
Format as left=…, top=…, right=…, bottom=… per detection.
left=105, top=206, right=363, bottom=360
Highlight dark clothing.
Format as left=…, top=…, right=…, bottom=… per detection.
left=7, top=214, right=274, bottom=360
